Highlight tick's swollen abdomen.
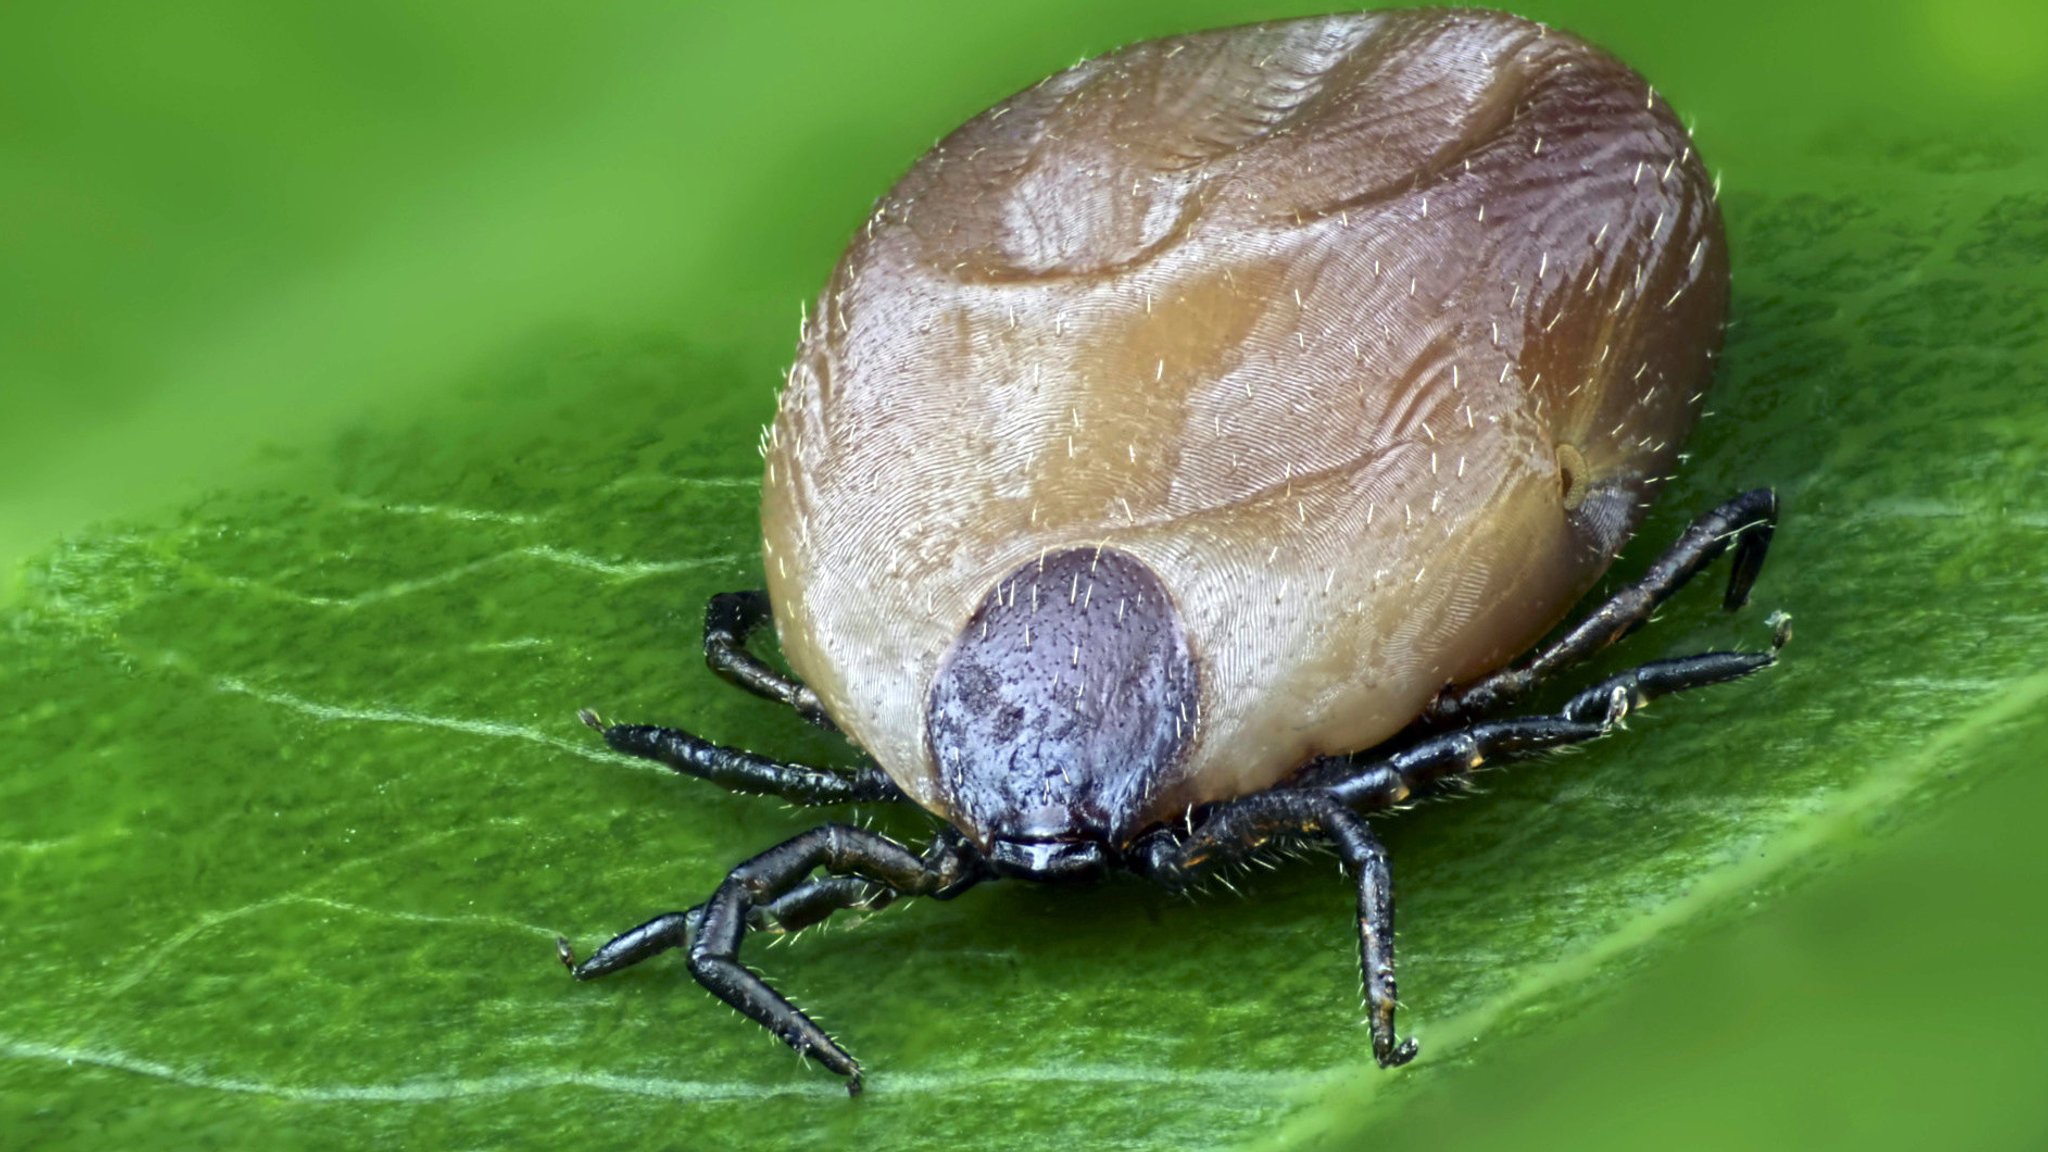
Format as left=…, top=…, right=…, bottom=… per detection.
left=760, top=8, right=1727, bottom=829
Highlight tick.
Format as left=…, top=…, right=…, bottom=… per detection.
left=556, top=9, right=1785, bottom=1094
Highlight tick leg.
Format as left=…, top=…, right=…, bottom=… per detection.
left=1430, top=487, right=1778, bottom=723
left=1558, top=620, right=1789, bottom=724
left=705, top=590, right=838, bottom=731
left=1317, top=711, right=1619, bottom=808
left=558, top=909, right=696, bottom=978
left=1133, top=790, right=1419, bottom=1068
left=557, top=877, right=893, bottom=978
left=581, top=710, right=904, bottom=805
left=1321, top=615, right=1790, bottom=808
left=689, top=824, right=986, bottom=1094
left=745, top=874, right=898, bottom=933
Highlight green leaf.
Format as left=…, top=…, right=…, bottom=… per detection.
left=5, top=3, right=2046, bottom=1150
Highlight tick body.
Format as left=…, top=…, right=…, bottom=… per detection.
left=559, top=9, right=1783, bottom=1094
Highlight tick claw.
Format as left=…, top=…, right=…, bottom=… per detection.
left=1379, top=1037, right=1421, bottom=1068
left=1602, top=684, right=1631, bottom=726
left=1766, top=610, right=1794, bottom=650
left=577, top=708, right=606, bottom=732
left=555, top=936, right=578, bottom=972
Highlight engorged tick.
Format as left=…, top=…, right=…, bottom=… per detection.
left=554, top=9, right=1787, bottom=1095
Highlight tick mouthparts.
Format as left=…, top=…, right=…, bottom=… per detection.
left=1767, top=610, right=1794, bottom=650
left=985, top=836, right=1113, bottom=882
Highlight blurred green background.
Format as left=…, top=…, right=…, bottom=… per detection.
left=4, top=1, right=2047, bottom=1149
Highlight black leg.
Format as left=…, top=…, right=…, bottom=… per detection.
left=1430, top=488, right=1778, bottom=724
left=1132, top=790, right=1419, bottom=1068
left=557, top=878, right=894, bottom=979
left=681, top=824, right=985, bottom=1094
left=564, top=826, right=987, bottom=1095
left=1313, top=710, right=1620, bottom=807
left=558, top=909, right=696, bottom=978
left=1558, top=623, right=1789, bottom=724
left=581, top=710, right=905, bottom=805
left=745, top=875, right=899, bottom=933
left=705, top=590, right=838, bottom=731
left=1317, top=615, right=1790, bottom=809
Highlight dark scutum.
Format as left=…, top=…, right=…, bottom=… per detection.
left=925, top=547, right=1200, bottom=864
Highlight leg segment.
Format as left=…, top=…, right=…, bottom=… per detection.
left=1320, top=615, right=1790, bottom=809
left=557, top=877, right=894, bottom=979
left=1316, top=710, right=1620, bottom=808
left=582, top=710, right=904, bottom=805
left=704, top=590, right=837, bottom=731
left=1559, top=625, right=1788, bottom=725
left=1132, top=790, right=1419, bottom=1068
left=1310, top=614, right=1794, bottom=803
left=1430, top=488, right=1778, bottom=724
left=744, top=875, right=898, bottom=933
left=686, top=824, right=987, bottom=1094
left=559, top=909, right=695, bottom=978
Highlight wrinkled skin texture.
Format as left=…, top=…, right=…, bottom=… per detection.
left=761, top=9, right=1727, bottom=844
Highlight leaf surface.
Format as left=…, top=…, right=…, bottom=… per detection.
left=4, top=3, right=2046, bottom=1149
